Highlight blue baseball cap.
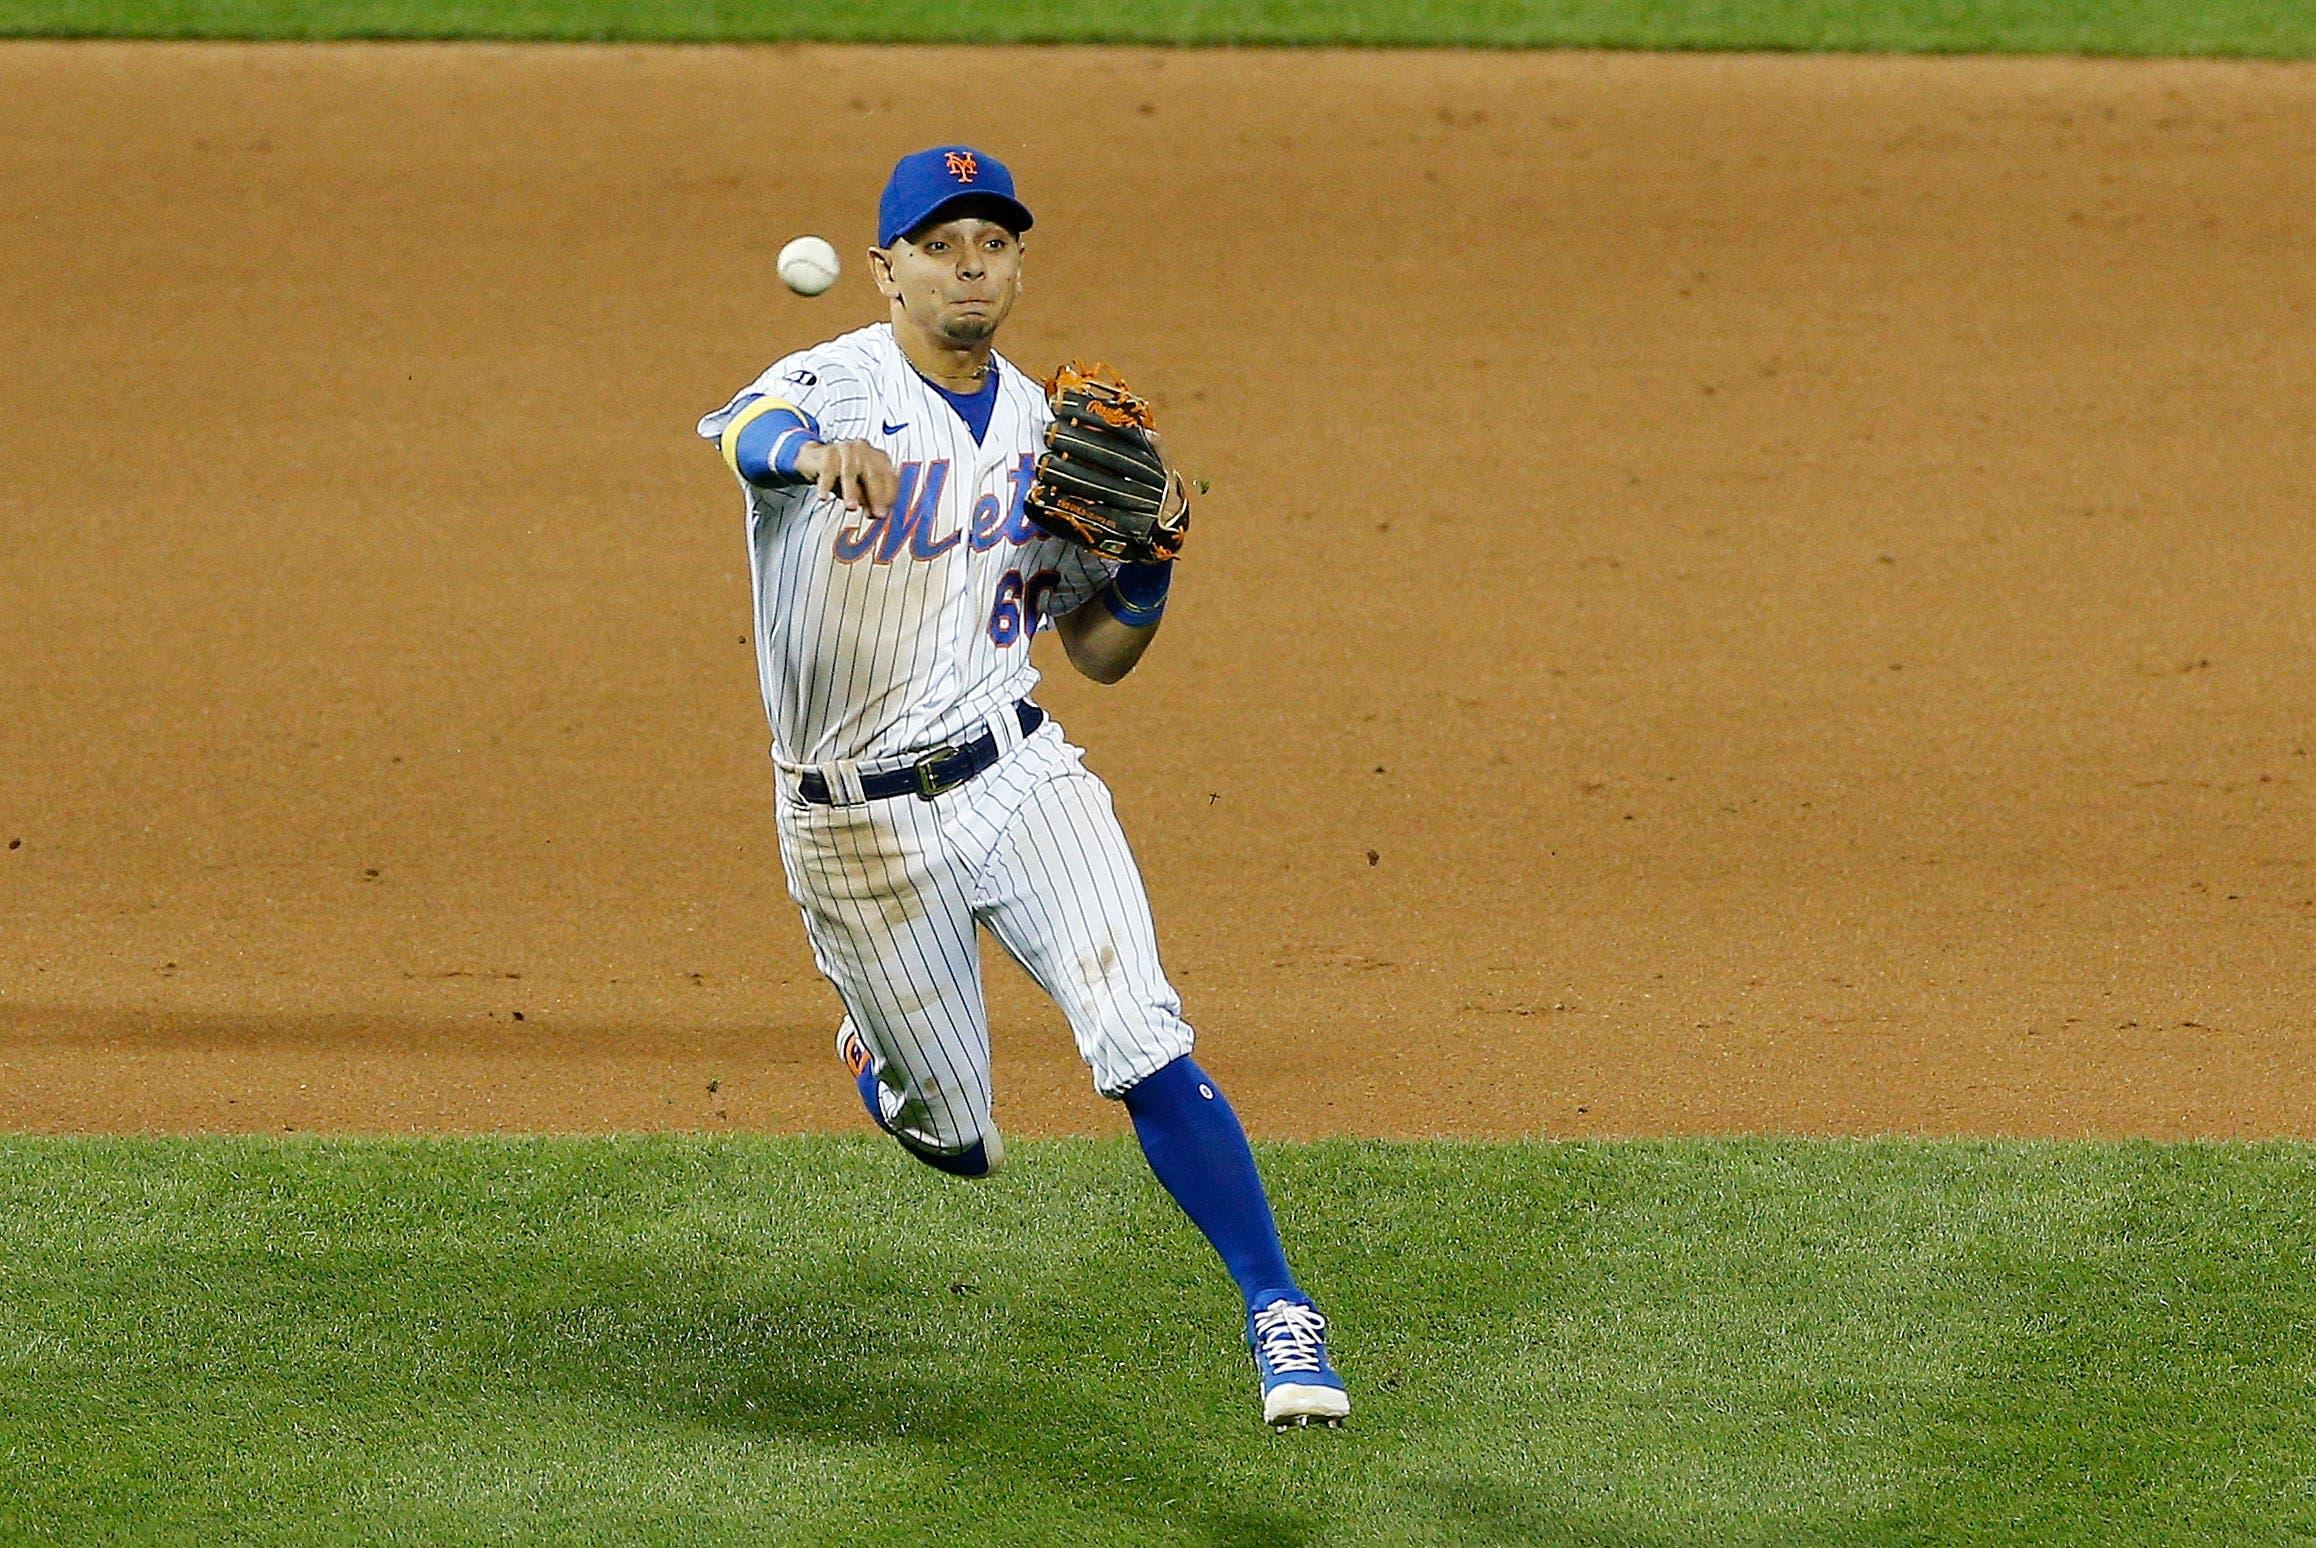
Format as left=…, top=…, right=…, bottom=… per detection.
left=878, top=146, right=1033, bottom=249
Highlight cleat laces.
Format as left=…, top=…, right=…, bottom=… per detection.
left=1251, top=1300, right=1329, bottom=1376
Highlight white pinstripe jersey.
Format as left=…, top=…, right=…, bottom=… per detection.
left=698, top=323, right=1115, bottom=767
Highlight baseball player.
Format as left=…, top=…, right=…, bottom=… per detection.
left=696, top=146, right=1348, bottom=1429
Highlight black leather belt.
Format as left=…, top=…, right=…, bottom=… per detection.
left=798, top=701, right=1045, bottom=805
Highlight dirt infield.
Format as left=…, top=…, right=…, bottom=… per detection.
left=3, top=43, right=2311, bottom=1139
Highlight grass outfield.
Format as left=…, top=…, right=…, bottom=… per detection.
left=3, top=1139, right=2314, bottom=1544
left=0, top=0, right=2312, bottom=54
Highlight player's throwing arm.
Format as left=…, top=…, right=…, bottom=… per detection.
left=791, top=439, right=897, bottom=519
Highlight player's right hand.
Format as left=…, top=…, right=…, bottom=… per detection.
left=794, top=440, right=899, bottom=520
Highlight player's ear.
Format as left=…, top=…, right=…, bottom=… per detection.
left=868, top=246, right=898, bottom=301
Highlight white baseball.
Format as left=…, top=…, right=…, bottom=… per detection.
left=778, top=235, right=841, bottom=297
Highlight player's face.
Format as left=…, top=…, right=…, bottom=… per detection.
left=874, top=217, right=1024, bottom=345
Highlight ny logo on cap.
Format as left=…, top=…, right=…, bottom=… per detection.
left=944, top=150, right=979, bottom=183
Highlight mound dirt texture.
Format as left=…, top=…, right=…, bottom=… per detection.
left=3, top=44, right=2311, bottom=1139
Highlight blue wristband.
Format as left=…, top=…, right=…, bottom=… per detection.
left=1100, top=560, right=1172, bottom=628
left=730, top=404, right=820, bottom=486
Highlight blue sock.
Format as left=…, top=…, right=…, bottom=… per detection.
left=1121, top=1055, right=1299, bottom=1311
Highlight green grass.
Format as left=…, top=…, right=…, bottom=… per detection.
left=2, top=0, right=2313, bottom=55
left=4, top=1136, right=2315, bottom=1545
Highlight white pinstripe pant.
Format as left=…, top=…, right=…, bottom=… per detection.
left=773, top=720, right=1194, bottom=1155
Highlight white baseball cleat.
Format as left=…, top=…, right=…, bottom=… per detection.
left=1249, top=1294, right=1350, bottom=1429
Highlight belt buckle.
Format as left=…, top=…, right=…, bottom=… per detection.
left=913, top=747, right=961, bottom=800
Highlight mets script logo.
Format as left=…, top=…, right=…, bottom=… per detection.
left=944, top=150, right=978, bottom=183
left=833, top=456, right=1041, bottom=564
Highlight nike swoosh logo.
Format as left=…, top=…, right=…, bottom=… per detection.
left=882, top=420, right=908, bottom=435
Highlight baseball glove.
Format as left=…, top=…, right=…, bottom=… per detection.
left=1023, top=362, right=1192, bottom=564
